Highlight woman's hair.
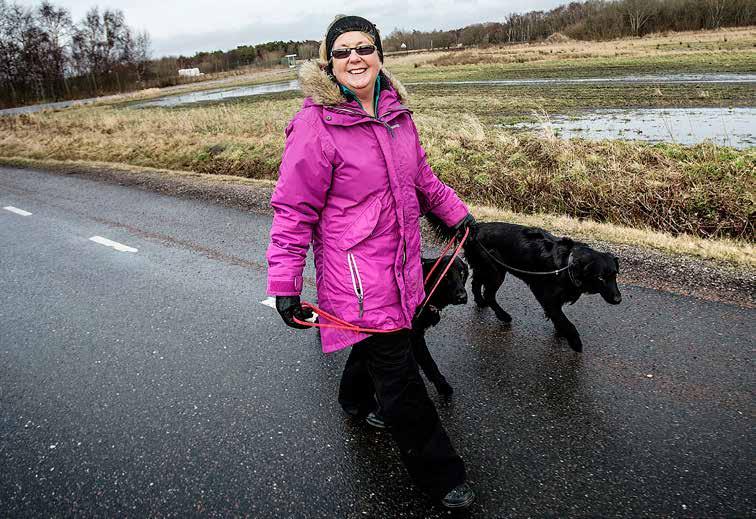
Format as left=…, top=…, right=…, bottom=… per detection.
left=318, top=31, right=375, bottom=63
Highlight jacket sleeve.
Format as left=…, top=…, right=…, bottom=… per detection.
left=412, top=123, right=469, bottom=227
left=266, top=115, right=334, bottom=296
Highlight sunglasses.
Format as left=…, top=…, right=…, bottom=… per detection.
left=330, top=44, right=376, bottom=60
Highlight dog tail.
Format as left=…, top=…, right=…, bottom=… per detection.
left=424, top=212, right=456, bottom=242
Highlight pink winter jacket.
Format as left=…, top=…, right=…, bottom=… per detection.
left=266, top=62, right=468, bottom=353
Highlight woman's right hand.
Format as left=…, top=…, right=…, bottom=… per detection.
left=275, top=296, right=314, bottom=329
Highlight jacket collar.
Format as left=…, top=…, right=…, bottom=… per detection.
left=298, top=60, right=409, bottom=108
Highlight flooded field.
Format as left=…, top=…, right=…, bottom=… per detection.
left=128, top=73, right=754, bottom=109
left=3, top=73, right=754, bottom=149
left=507, top=107, right=756, bottom=148
left=131, top=80, right=299, bottom=108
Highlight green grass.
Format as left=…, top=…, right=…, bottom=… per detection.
left=393, top=52, right=756, bottom=82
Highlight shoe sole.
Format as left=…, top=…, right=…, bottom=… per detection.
left=441, top=491, right=475, bottom=509
left=365, top=416, right=387, bottom=429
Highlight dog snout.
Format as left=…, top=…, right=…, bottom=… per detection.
left=455, top=290, right=468, bottom=304
left=612, top=294, right=622, bottom=304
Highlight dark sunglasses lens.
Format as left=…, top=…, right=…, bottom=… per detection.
left=332, top=49, right=351, bottom=59
left=331, top=45, right=376, bottom=59
left=355, top=45, right=376, bottom=56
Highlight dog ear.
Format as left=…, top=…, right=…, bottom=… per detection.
left=613, top=256, right=620, bottom=273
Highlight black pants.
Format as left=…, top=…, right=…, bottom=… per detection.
left=338, top=330, right=466, bottom=498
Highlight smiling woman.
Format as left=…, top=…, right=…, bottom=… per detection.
left=265, top=14, right=477, bottom=509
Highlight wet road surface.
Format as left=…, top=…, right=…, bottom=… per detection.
left=1, top=167, right=753, bottom=517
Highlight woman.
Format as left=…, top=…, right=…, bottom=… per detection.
left=266, top=15, right=477, bottom=509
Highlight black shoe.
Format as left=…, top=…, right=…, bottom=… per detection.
left=341, top=404, right=361, bottom=417
left=365, top=410, right=387, bottom=429
left=441, top=482, right=475, bottom=509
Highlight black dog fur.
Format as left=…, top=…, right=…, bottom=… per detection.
left=428, top=215, right=622, bottom=352
left=412, top=255, right=469, bottom=397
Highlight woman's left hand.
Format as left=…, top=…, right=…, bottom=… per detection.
left=453, top=213, right=478, bottom=242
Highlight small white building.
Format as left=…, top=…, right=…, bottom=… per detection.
left=178, top=68, right=202, bottom=77
left=285, top=54, right=297, bottom=68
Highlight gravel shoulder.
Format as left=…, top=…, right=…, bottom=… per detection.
left=3, top=158, right=753, bottom=309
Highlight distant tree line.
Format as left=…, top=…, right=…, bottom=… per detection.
left=157, top=40, right=320, bottom=77
left=0, top=0, right=150, bottom=108
left=383, top=0, right=756, bottom=50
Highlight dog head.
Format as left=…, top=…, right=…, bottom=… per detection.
left=421, top=255, right=469, bottom=309
left=570, top=248, right=622, bottom=305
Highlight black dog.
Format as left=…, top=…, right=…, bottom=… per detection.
left=411, top=255, right=469, bottom=397
left=462, top=222, right=622, bottom=352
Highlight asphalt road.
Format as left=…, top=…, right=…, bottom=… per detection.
left=1, top=167, right=753, bottom=518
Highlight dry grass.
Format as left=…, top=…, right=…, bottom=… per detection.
left=472, top=205, right=756, bottom=268
left=413, top=113, right=755, bottom=240
left=0, top=98, right=300, bottom=177
left=3, top=155, right=753, bottom=268
left=397, top=26, right=756, bottom=69
left=2, top=103, right=752, bottom=240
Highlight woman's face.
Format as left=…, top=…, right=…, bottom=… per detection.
left=331, top=31, right=381, bottom=97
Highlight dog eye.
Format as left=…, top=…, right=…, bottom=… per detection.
left=597, top=277, right=605, bottom=282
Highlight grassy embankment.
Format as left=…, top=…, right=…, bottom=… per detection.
left=1, top=28, right=754, bottom=264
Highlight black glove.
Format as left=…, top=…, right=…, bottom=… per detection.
left=453, top=213, right=478, bottom=242
left=275, top=296, right=314, bottom=329
left=413, top=305, right=441, bottom=331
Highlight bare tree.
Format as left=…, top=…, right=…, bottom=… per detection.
left=623, top=0, right=658, bottom=36
left=705, top=0, right=728, bottom=29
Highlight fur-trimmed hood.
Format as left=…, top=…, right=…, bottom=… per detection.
left=297, top=60, right=409, bottom=107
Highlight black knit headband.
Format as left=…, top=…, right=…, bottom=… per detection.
left=325, top=15, right=384, bottom=62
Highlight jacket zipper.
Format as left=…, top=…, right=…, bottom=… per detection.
left=347, top=253, right=364, bottom=318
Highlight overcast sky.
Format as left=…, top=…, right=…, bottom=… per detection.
left=20, top=0, right=569, bottom=57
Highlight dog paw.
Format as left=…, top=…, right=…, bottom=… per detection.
left=568, top=339, right=583, bottom=353
left=437, top=382, right=454, bottom=398
left=494, top=312, right=512, bottom=323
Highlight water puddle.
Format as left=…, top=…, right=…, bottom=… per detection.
left=131, top=80, right=300, bottom=108
left=505, top=107, right=756, bottom=148
left=409, top=73, right=756, bottom=87
left=0, top=94, right=123, bottom=116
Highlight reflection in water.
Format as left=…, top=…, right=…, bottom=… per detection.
left=131, top=80, right=300, bottom=108
left=505, top=107, right=756, bottom=148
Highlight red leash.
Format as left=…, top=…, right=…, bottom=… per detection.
left=293, top=227, right=469, bottom=333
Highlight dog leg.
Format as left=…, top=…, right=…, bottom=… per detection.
left=411, top=330, right=453, bottom=398
left=472, top=274, right=486, bottom=307
left=551, top=310, right=583, bottom=352
left=483, top=274, right=512, bottom=323
left=532, top=289, right=583, bottom=352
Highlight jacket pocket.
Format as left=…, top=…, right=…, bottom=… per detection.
left=337, top=197, right=381, bottom=251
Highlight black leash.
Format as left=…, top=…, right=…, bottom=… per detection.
left=478, top=246, right=579, bottom=286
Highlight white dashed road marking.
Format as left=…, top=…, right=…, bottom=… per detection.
left=89, top=236, right=138, bottom=253
left=3, top=206, right=32, bottom=216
